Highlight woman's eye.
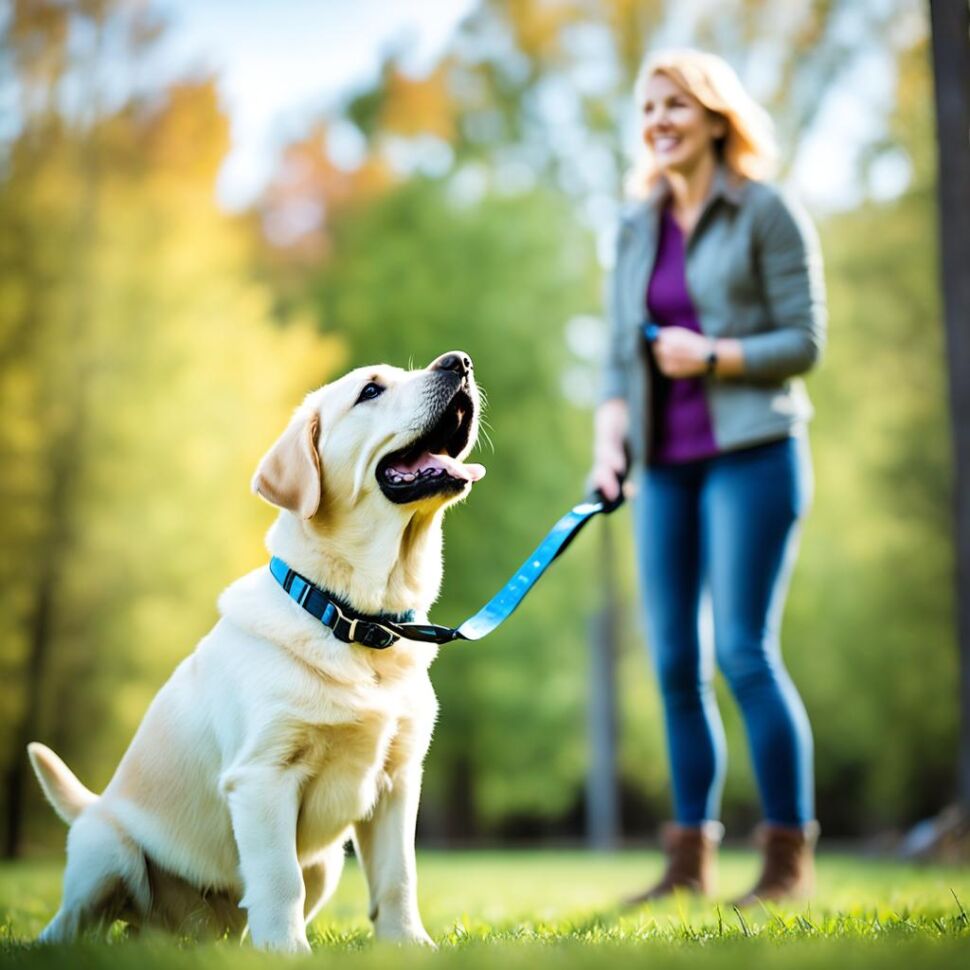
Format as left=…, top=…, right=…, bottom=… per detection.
left=355, top=382, right=385, bottom=405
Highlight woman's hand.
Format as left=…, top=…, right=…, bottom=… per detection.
left=590, top=398, right=629, bottom=501
left=652, top=328, right=745, bottom=379
left=652, top=326, right=713, bottom=377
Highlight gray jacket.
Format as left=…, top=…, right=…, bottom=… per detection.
left=600, top=167, right=827, bottom=466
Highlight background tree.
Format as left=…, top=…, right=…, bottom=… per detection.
left=0, top=0, right=340, bottom=856
left=0, top=0, right=959, bottom=852
left=929, top=0, right=970, bottom=818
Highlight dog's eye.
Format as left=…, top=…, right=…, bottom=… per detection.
left=355, top=382, right=385, bottom=405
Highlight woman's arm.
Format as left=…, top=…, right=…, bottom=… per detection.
left=592, top=235, right=632, bottom=501
left=649, top=188, right=825, bottom=383
left=737, top=188, right=827, bottom=381
left=652, top=191, right=825, bottom=382
left=600, top=248, right=631, bottom=402
left=591, top=397, right=629, bottom=501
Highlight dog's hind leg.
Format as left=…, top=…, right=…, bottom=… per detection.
left=40, top=809, right=150, bottom=943
left=303, top=838, right=347, bottom=927
left=137, top=856, right=246, bottom=940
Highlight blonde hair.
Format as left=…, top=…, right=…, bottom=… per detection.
left=627, top=49, right=777, bottom=197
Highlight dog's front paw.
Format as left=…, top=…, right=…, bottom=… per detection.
left=247, top=917, right=312, bottom=953
left=408, top=928, right=436, bottom=949
left=256, top=933, right=312, bottom=954
left=375, top=921, right=436, bottom=948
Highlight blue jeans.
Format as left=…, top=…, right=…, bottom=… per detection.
left=634, top=435, right=815, bottom=826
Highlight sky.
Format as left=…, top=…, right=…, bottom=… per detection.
left=155, top=0, right=912, bottom=215
left=158, top=0, right=477, bottom=209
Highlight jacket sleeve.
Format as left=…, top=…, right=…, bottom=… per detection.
left=739, top=188, right=827, bottom=381
left=598, top=229, right=630, bottom=403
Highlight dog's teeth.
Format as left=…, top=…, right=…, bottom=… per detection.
left=402, top=473, right=415, bottom=482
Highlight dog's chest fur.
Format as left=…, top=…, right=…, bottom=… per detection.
left=216, top=567, right=437, bottom=866
left=292, top=715, right=396, bottom=857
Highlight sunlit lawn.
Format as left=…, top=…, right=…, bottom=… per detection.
left=1, top=849, right=969, bottom=968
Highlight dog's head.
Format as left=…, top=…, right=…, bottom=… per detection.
left=252, top=351, right=484, bottom=523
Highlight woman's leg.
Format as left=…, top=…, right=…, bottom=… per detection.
left=635, top=462, right=727, bottom=825
left=703, top=436, right=815, bottom=826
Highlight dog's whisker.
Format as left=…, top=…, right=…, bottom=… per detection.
left=478, top=425, right=495, bottom=455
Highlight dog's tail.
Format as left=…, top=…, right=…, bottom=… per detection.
left=27, top=742, right=97, bottom=824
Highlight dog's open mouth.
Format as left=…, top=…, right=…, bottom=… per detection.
left=377, top=382, right=485, bottom=505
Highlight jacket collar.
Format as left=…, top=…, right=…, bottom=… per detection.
left=643, top=162, right=746, bottom=211
left=710, top=163, right=746, bottom=205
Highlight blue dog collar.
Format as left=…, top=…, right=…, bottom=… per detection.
left=269, top=557, right=416, bottom=650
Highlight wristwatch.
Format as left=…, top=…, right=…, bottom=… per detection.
left=705, top=340, right=718, bottom=375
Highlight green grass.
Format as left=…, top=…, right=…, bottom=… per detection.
left=1, top=850, right=969, bottom=968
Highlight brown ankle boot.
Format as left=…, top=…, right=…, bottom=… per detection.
left=624, top=821, right=724, bottom=905
left=733, top=821, right=820, bottom=906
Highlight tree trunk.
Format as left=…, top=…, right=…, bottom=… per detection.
left=928, top=0, right=970, bottom=808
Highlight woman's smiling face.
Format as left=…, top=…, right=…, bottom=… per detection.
left=641, top=71, right=725, bottom=177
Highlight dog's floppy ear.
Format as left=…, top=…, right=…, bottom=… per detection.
left=252, top=409, right=322, bottom=519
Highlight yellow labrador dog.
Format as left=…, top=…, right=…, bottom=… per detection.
left=28, top=351, right=484, bottom=952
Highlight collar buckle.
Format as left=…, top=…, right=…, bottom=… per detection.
left=356, top=623, right=398, bottom=649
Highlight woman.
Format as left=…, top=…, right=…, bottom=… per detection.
left=591, top=49, right=825, bottom=904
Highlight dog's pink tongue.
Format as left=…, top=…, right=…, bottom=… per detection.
left=394, top=451, right=486, bottom=482
left=436, top=453, right=486, bottom=482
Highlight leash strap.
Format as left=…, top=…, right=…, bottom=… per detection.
left=448, top=489, right=623, bottom=641
left=269, top=486, right=625, bottom=649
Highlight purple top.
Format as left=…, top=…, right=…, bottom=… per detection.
left=645, top=207, right=719, bottom=464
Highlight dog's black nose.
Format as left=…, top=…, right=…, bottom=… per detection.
left=431, top=351, right=472, bottom=376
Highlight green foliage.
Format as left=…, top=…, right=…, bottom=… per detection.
left=776, top=33, right=955, bottom=829
left=0, top=16, right=342, bottom=851
left=784, top=181, right=954, bottom=829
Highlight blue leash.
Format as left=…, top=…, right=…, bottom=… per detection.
left=270, top=485, right=626, bottom=649
left=452, top=488, right=623, bottom=640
